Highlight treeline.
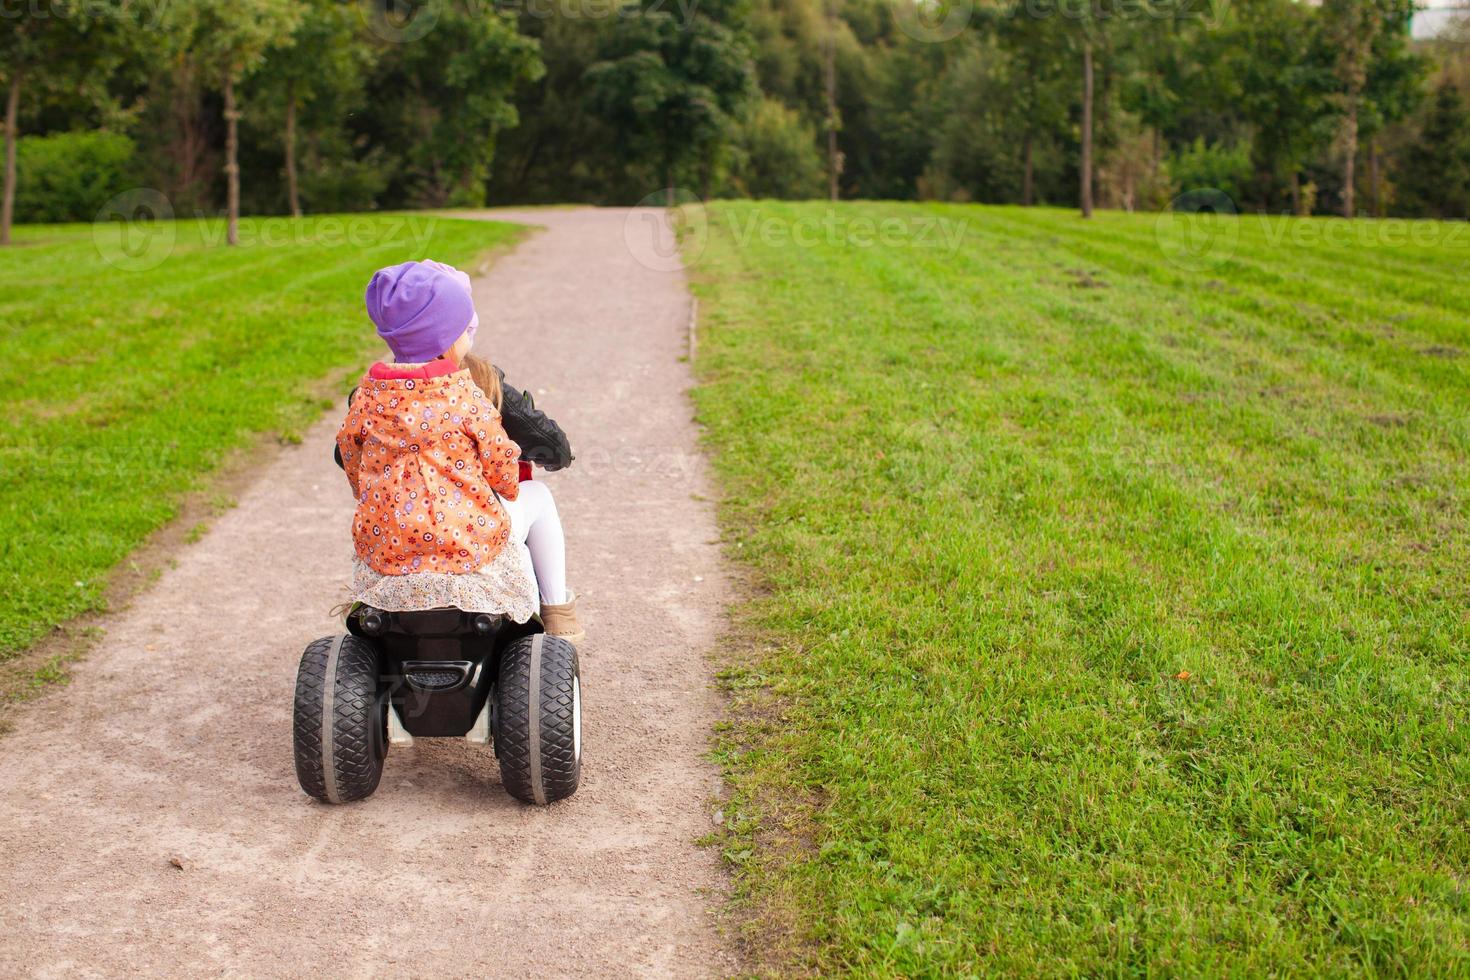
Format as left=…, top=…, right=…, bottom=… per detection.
left=1, top=0, right=540, bottom=243
left=501, top=0, right=1470, bottom=217
left=3, top=0, right=1470, bottom=244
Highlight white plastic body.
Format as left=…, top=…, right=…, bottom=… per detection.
left=465, top=698, right=492, bottom=745
left=387, top=704, right=415, bottom=747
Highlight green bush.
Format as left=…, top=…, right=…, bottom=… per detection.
left=725, top=99, right=826, bottom=200
left=15, top=131, right=138, bottom=224
left=1394, top=81, right=1470, bottom=220
left=1166, top=137, right=1253, bottom=209
left=299, top=147, right=395, bottom=214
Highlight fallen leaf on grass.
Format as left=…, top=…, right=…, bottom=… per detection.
left=1175, top=670, right=1191, bottom=681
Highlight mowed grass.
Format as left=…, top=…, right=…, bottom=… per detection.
left=0, top=214, right=521, bottom=665
left=690, top=202, right=1470, bottom=975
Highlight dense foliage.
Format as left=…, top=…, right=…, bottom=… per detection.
left=12, top=131, right=135, bottom=222
left=3, top=0, right=1469, bottom=226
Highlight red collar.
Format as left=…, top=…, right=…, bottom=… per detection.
left=369, top=358, right=460, bottom=381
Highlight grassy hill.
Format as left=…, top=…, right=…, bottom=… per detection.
left=691, top=202, right=1470, bottom=975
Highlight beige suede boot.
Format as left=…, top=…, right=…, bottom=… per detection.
left=540, top=590, right=585, bottom=644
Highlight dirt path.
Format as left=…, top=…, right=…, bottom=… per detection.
left=0, top=208, right=736, bottom=977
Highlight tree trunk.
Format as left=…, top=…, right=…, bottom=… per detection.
left=824, top=11, right=839, bottom=202
left=224, top=73, right=241, bottom=246
left=1022, top=132, right=1034, bottom=207
left=1341, top=96, right=1358, bottom=218
left=284, top=79, right=301, bottom=218
left=1, top=73, right=20, bottom=247
left=1290, top=171, right=1301, bottom=216
left=664, top=162, right=673, bottom=206
left=171, top=58, right=210, bottom=210
left=1369, top=138, right=1381, bottom=217
left=1080, top=40, right=1094, bottom=219
left=514, top=135, right=542, bottom=189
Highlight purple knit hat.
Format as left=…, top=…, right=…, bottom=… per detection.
left=365, top=260, right=476, bottom=362
left=420, top=259, right=478, bottom=343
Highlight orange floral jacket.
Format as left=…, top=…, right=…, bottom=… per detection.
left=336, top=360, right=521, bottom=577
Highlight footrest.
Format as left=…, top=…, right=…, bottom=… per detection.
left=402, top=660, right=473, bottom=693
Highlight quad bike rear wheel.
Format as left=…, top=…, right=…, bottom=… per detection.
left=495, top=634, right=581, bottom=805
left=293, top=634, right=387, bottom=804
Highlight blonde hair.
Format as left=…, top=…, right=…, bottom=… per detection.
left=462, top=353, right=503, bottom=411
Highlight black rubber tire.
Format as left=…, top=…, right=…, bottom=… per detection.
left=293, top=634, right=387, bottom=804
left=495, top=634, right=581, bottom=805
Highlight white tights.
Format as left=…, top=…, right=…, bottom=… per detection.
left=499, top=479, right=568, bottom=606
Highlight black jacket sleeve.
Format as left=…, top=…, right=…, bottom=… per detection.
left=332, top=374, right=575, bottom=472
left=496, top=366, right=574, bottom=471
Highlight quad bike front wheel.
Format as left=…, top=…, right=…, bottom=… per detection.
left=293, top=634, right=387, bottom=804
left=495, top=634, right=581, bottom=805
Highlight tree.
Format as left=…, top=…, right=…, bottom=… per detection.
left=585, top=8, right=756, bottom=202
left=0, top=37, right=20, bottom=245
left=364, top=2, right=542, bottom=208
left=1212, top=0, right=1335, bottom=212
left=1321, top=0, right=1385, bottom=217
left=166, top=0, right=301, bottom=244
left=251, top=0, right=374, bottom=217
left=1395, top=80, right=1470, bottom=218
left=1081, top=35, right=1094, bottom=218
left=1042, top=0, right=1118, bottom=219
left=726, top=98, right=827, bottom=198
left=824, top=0, right=840, bottom=200
left=1356, top=2, right=1426, bottom=216
left=848, top=25, right=955, bottom=202
left=995, top=12, right=1070, bottom=207
left=0, top=2, right=128, bottom=245
left=489, top=12, right=620, bottom=204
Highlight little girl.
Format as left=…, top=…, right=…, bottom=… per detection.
left=336, top=259, right=583, bottom=641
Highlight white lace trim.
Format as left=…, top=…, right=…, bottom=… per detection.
left=349, top=542, right=538, bottom=622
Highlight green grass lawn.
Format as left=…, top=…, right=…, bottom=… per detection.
left=691, top=202, right=1470, bottom=975
left=0, top=214, right=521, bottom=671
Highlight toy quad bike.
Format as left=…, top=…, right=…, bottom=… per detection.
left=300, top=361, right=581, bottom=806
left=292, top=605, right=581, bottom=806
